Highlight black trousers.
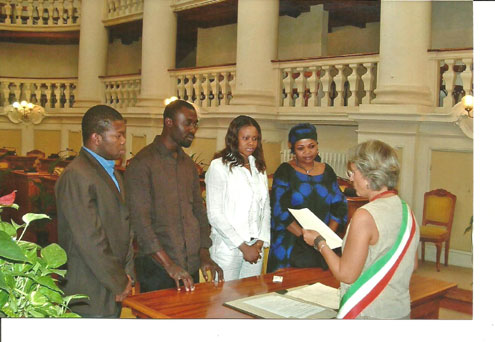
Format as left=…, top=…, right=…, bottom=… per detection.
left=135, top=255, right=199, bottom=293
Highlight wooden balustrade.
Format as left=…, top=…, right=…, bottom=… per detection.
left=0, top=0, right=80, bottom=27
left=273, top=54, right=379, bottom=109
left=0, top=76, right=77, bottom=109
left=100, top=73, right=141, bottom=108
left=429, top=49, right=473, bottom=108
left=170, top=64, right=236, bottom=107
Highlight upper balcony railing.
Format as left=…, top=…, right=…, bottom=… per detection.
left=100, top=73, right=141, bottom=109
left=0, top=0, right=80, bottom=30
left=170, top=64, right=236, bottom=107
left=273, top=53, right=379, bottom=109
left=428, top=48, right=473, bottom=109
left=0, top=76, right=77, bottom=109
left=103, top=0, right=143, bottom=25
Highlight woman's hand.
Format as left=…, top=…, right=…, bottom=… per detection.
left=239, top=243, right=261, bottom=264
left=302, top=229, right=320, bottom=247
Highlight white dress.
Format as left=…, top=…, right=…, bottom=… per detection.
left=205, top=155, right=270, bottom=281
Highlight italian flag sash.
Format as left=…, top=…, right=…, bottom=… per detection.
left=336, top=199, right=417, bottom=319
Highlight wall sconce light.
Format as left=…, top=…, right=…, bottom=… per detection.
left=12, top=101, right=35, bottom=121
left=4, top=101, right=46, bottom=124
left=462, top=95, right=473, bottom=118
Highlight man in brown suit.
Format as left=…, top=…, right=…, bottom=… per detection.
left=55, top=105, right=134, bottom=317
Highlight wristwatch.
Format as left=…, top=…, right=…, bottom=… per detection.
left=313, top=235, right=326, bottom=250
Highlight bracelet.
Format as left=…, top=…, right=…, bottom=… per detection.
left=319, top=243, right=328, bottom=253
left=313, top=235, right=326, bottom=250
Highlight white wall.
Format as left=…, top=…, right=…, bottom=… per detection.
left=106, top=38, right=142, bottom=75
left=0, top=42, right=78, bottom=77
left=196, top=24, right=237, bottom=66
left=278, top=4, right=328, bottom=60
left=326, top=22, right=380, bottom=56
left=431, top=0, right=473, bottom=49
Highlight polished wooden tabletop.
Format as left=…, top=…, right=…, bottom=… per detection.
left=123, top=267, right=456, bottom=319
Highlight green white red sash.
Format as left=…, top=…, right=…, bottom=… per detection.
left=336, top=199, right=417, bottom=319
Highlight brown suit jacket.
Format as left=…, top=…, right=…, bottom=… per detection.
left=55, top=148, right=134, bottom=317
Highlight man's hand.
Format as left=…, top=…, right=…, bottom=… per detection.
left=239, top=243, right=261, bottom=264
left=164, top=263, right=195, bottom=291
left=200, top=248, right=224, bottom=282
left=115, top=274, right=133, bottom=302
left=152, top=250, right=195, bottom=291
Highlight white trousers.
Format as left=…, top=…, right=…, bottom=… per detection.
left=210, top=236, right=264, bottom=281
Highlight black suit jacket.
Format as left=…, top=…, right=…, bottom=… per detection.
left=55, top=148, right=134, bottom=316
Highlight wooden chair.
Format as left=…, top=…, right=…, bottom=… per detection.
left=420, top=188, right=456, bottom=272
left=26, top=149, right=46, bottom=159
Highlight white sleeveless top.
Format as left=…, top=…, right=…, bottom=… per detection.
left=340, top=195, right=419, bottom=319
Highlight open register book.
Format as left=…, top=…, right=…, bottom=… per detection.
left=288, top=208, right=343, bottom=249
left=224, top=282, right=340, bottom=319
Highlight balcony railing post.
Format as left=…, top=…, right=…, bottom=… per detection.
left=14, top=2, right=22, bottom=24
left=185, top=75, right=193, bottom=102
left=361, top=62, right=375, bottom=104
left=347, top=63, right=360, bottom=107
left=441, top=59, right=456, bottom=108
left=219, top=72, right=228, bottom=106
left=333, top=64, right=346, bottom=107
left=460, top=58, right=473, bottom=96
left=26, top=0, right=34, bottom=25
left=176, top=75, right=185, bottom=100
left=307, top=66, right=319, bottom=108
left=281, top=68, right=293, bottom=107
left=294, top=67, right=305, bottom=107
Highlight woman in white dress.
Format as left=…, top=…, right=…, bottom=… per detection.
left=205, top=115, right=270, bottom=281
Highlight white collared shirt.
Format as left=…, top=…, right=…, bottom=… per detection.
left=205, top=155, right=270, bottom=249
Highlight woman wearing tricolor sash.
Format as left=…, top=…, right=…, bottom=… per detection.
left=303, top=140, right=419, bottom=319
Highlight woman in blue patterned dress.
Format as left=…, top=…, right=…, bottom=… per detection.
left=267, top=123, right=347, bottom=272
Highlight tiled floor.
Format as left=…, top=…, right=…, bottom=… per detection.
left=121, top=260, right=474, bottom=319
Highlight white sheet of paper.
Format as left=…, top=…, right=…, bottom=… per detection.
left=244, top=294, right=326, bottom=318
left=287, top=282, right=341, bottom=309
left=288, top=208, right=343, bottom=249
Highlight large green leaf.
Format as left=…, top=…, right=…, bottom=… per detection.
left=29, top=290, right=48, bottom=306
left=0, top=271, right=7, bottom=291
left=0, top=290, right=8, bottom=308
left=27, top=307, right=46, bottom=317
left=0, top=231, right=27, bottom=262
left=34, top=276, right=63, bottom=293
left=22, top=213, right=50, bottom=226
left=41, top=243, right=67, bottom=268
left=0, top=221, right=16, bottom=237
left=61, top=312, right=81, bottom=318
left=38, top=286, right=63, bottom=305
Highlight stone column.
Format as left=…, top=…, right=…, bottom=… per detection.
left=75, top=0, right=108, bottom=107
left=373, top=0, right=433, bottom=107
left=137, top=0, right=176, bottom=107
left=230, top=0, right=279, bottom=106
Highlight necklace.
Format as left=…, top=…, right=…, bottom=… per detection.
left=296, top=159, right=315, bottom=175
left=370, top=189, right=398, bottom=202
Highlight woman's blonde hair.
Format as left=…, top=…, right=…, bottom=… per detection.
left=347, top=140, right=400, bottom=190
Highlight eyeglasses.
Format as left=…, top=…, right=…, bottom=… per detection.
left=346, top=170, right=354, bottom=179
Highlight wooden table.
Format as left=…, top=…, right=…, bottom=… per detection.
left=123, top=267, right=456, bottom=319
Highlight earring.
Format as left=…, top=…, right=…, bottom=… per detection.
left=366, top=183, right=370, bottom=189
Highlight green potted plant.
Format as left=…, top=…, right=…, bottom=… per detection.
left=0, top=191, right=86, bottom=317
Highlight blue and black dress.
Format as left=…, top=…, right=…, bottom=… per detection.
left=267, top=162, right=348, bottom=272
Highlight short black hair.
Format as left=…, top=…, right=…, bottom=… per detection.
left=163, top=99, right=196, bottom=120
left=81, top=105, right=124, bottom=144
